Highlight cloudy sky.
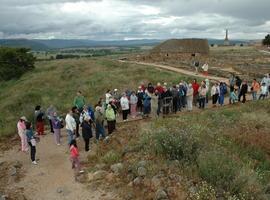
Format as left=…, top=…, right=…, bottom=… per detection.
left=0, top=0, right=269, bottom=40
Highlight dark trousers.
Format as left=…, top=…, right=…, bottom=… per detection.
left=75, top=123, right=80, bottom=137
left=212, top=94, right=219, bottom=105
left=84, top=138, right=90, bottom=151
left=238, top=92, right=246, bottom=103
left=107, top=121, right=115, bottom=134
left=28, top=142, right=36, bottom=162
left=49, top=119, right=54, bottom=133
left=259, top=94, right=266, bottom=100
left=173, top=97, right=178, bottom=113
left=199, top=97, right=206, bottom=109
left=122, top=110, right=129, bottom=120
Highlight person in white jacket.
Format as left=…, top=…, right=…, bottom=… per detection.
left=120, top=93, right=129, bottom=121
left=202, top=63, right=209, bottom=76
left=211, top=83, right=219, bottom=106
left=259, top=83, right=268, bottom=100
left=65, top=110, right=76, bottom=144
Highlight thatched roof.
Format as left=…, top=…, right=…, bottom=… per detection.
left=150, top=38, right=209, bottom=54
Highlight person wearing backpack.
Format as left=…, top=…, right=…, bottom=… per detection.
left=238, top=80, right=248, bottom=103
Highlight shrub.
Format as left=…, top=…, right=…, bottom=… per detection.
left=101, top=150, right=121, bottom=165
left=188, top=181, right=216, bottom=200
left=197, top=151, right=239, bottom=190
left=0, top=47, right=35, bottom=81
left=150, top=128, right=200, bottom=163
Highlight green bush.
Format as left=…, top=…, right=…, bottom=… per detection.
left=0, top=47, right=35, bottom=81
left=197, top=151, right=239, bottom=190
left=150, top=128, right=200, bottom=163
left=101, top=150, right=121, bottom=165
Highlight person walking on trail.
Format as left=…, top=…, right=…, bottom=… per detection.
left=219, top=82, right=227, bottom=106
left=238, top=80, right=248, bottom=103
left=81, top=116, right=93, bottom=152
left=25, top=121, right=38, bottom=165
left=151, top=90, right=159, bottom=117
left=73, top=91, right=86, bottom=113
left=192, top=79, right=200, bottom=106
left=201, top=63, right=209, bottom=76
left=72, top=107, right=80, bottom=138
left=211, top=83, right=219, bottom=107
left=261, top=74, right=270, bottom=96
left=130, top=91, right=138, bottom=119
left=95, top=106, right=105, bottom=140
left=46, top=105, right=56, bottom=134
left=194, top=61, right=200, bottom=74
left=179, top=82, right=187, bottom=110
left=105, top=104, right=116, bottom=135
left=186, top=84, right=194, bottom=111
left=259, top=82, right=268, bottom=100
left=198, top=82, right=207, bottom=109
left=251, top=79, right=260, bottom=100
left=69, top=139, right=84, bottom=180
left=35, top=105, right=45, bottom=135
left=65, top=109, right=76, bottom=145
left=17, top=116, right=28, bottom=152
left=105, top=90, right=112, bottom=106
left=51, top=112, right=62, bottom=145
left=120, top=93, right=130, bottom=121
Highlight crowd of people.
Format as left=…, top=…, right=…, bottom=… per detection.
left=16, top=73, right=270, bottom=177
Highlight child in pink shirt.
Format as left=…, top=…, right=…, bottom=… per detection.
left=70, top=140, right=84, bottom=177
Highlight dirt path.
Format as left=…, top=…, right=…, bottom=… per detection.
left=120, top=60, right=229, bottom=84
left=0, top=133, right=119, bottom=200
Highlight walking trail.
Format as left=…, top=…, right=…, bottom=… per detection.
left=0, top=133, right=119, bottom=200
left=120, top=60, right=229, bottom=84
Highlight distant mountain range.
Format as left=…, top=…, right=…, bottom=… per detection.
left=0, top=38, right=250, bottom=51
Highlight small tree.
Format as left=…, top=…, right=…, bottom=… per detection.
left=0, top=47, right=35, bottom=81
left=262, top=34, right=270, bottom=47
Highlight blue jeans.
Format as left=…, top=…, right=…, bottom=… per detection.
left=67, top=129, right=74, bottom=144
left=252, top=92, right=257, bottom=100
left=219, top=95, right=224, bottom=105
left=96, top=124, right=105, bottom=140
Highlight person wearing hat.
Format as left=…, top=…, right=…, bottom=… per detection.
left=95, top=106, right=105, bottom=140
left=17, top=116, right=28, bottom=152
left=120, top=92, right=130, bottom=121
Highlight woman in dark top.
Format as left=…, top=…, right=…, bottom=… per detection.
left=81, top=116, right=93, bottom=152
left=25, top=121, right=38, bottom=165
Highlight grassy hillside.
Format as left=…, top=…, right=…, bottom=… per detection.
left=0, top=58, right=191, bottom=136
left=85, top=100, right=270, bottom=200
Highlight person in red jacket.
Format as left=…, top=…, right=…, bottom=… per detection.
left=192, top=79, right=200, bottom=106
left=70, top=139, right=84, bottom=178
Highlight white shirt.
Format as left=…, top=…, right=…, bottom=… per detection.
left=261, top=85, right=268, bottom=95
left=65, top=114, right=76, bottom=131
left=202, top=64, right=209, bottom=72
left=120, top=97, right=129, bottom=110
left=105, top=93, right=112, bottom=104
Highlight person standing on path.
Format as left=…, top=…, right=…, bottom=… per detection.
left=259, top=82, right=268, bottom=100
left=51, top=112, right=62, bottom=145
left=201, top=63, right=209, bottom=76
left=192, top=79, right=200, bottom=106
left=35, top=106, right=45, bottom=135
left=186, top=84, right=194, bottom=111
left=81, top=116, right=93, bottom=152
left=17, top=116, right=28, bottom=152
left=25, top=121, right=38, bottom=165
left=73, top=91, right=86, bottom=113
left=130, top=91, right=138, bottom=118
left=69, top=139, right=84, bottom=180
left=251, top=79, right=260, bottom=101
left=219, top=82, right=227, bottom=106
left=105, top=104, right=116, bottom=135
left=46, top=105, right=56, bottom=134
left=120, top=93, right=130, bottom=121
left=65, top=109, right=76, bottom=145
left=211, top=83, right=219, bottom=107
left=238, top=80, right=248, bottom=103
left=198, top=83, right=207, bottom=109
left=72, top=107, right=80, bottom=138
left=94, top=106, right=105, bottom=140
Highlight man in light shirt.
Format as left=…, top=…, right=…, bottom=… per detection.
left=65, top=109, right=76, bottom=144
